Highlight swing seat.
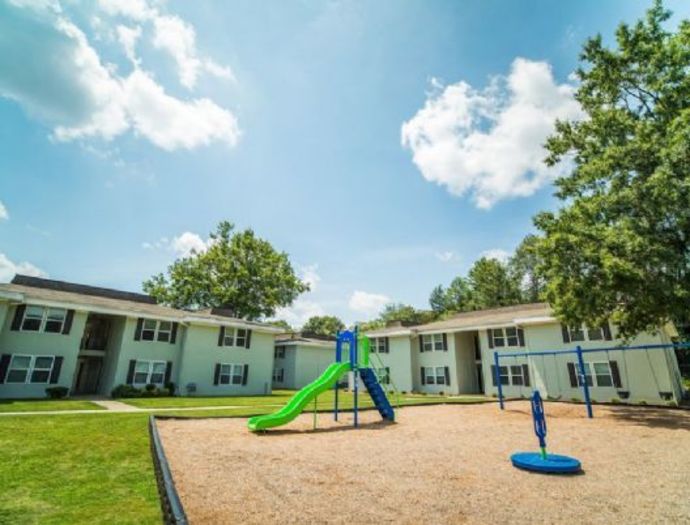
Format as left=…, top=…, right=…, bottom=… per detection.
left=510, top=452, right=581, bottom=474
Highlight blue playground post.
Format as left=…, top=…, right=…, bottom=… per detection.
left=575, top=345, right=593, bottom=419
left=353, top=327, right=359, bottom=428
left=494, top=351, right=504, bottom=410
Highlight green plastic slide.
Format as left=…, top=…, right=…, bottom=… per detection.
left=247, top=361, right=351, bottom=431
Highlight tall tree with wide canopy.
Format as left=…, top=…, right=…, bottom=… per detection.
left=301, top=315, right=345, bottom=336
left=143, top=221, right=309, bottom=320
left=535, top=1, right=690, bottom=337
left=466, top=257, right=522, bottom=310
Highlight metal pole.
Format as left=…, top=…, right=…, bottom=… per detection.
left=353, top=331, right=359, bottom=428
left=576, top=345, right=593, bottom=418
left=334, top=332, right=339, bottom=422
left=494, top=351, right=504, bottom=410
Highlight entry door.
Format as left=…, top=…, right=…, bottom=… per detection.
left=476, top=364, right=483, bottom=393
left=73, top=358, right=103, bottom=394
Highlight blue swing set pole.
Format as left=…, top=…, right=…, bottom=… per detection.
left=494, top=351, right=504, bottom=410
left=352, top=328, right=359, bottom=428
left=334, top=331, right=341, bottom=422
left=576, top=345, right=593, bottom=419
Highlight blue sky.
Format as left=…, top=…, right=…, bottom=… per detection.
left=1, top=0, right=688, bottom=326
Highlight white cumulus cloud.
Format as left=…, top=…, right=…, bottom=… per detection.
left=274, top=299, right=326, bottom=330
left=299, top=264, right=321, bottom=291
left=143, top=231, right=211, bottom=257
left=0, top=1, right=240, bottom=151
left=0, top=253, right=47, bottom=282
left=348, top=290, right=390, bottom=317
left=480, top=248, right=511, bottom=263
left=0, top=201, right=8, bottom=220
left=435, top=251, right=455, bottom=263
left=401, top=58, right=583, bottom=209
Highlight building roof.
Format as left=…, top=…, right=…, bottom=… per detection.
left=0, top=275, right=282, bottom=333
left=275, top=332, right=336, bottom=348
left=364, top=303, right=555, bottom=337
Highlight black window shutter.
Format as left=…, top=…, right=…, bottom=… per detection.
left=490, top=365, right=497, bottom=387
left=213, top=363, right=221, bottom=385
left=487, top=330, right=494, bottom=349
left=0, top=354, right=12, bottom=383
left=385, top=367, right=390, bottom=384
left=518, top=328, right=525, bottom=347
left=419, top=335, right=424, bottom=352
left=217, top=326, right=225, bottom=347
left=134, top=318, right=144, bottom=341
left=444, top=366, right=450, bottom=386
left=384, top=337, right=390, bottom=353
left=245, top=330, right=252, bottom=349
left=242, top=364, right=249, bottom=385
left=165, top=361, right=173, bottom=384
left=442, top=333, right=448, bottom=352
left=522, top=364, right=530, bottom=387
left=561, top=324, right=571, bottom=344
left=420, top=366, right=426, bottom=385
left=62, top=310, right=75, bottom=335
left=10, top=305, right=25, bottom=331
left=49, top=356, right=64, bottom=384
left=602, top=322, right=613, bottom=341
left=170, top=323, right=178, bottom=344
left=126, top=360, right=136, bottom=385
left=610, top=360, right=622, bottom=388
left=567, top=362, right=577, bottom=387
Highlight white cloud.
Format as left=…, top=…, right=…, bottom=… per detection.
left=299, top=264, right=321, bottom=291
left=435, top=251, right=455, bottom=263
left=480, top=248, right=511, bottom=263
left=0, top=253, right=47, bottom=282
left=348, top=290, right=390, bottom=317
left=401, top=58, right=583, bottom=209
left=274, top=299, right=326, bottom=329
left=143, top=231, right=211, bottom=257
left=97, top=0, right=155, bottom=21
left=0, top=1, right=240, bottom=151
left=0, top=201, right=8, bottom=220
left=152, top=14, right=234, bottom=89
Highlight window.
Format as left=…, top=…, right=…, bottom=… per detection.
left=424, top=366, right=435, bottom=385
left=223, top=328, right=235, bottom=346
left=422, top=334, right=444, bottom=352
left=273, top=367, right=284, bottom=382
left=490, top=327, right=524, bottom=348
left=510, top=365, right=524, bottom=386
left=498, top=365, right=509, bottom=385
left=141, top=320, right=173, bottom=342
left=435, top=366, right=446, bottom=385
left=235, top=329, right=248, bottom=347
left=6, top=355, right=55, bottom=384
left=133, top=360, right=166, bottom=386
left=586, top=327, right=603, bottom=341
left=376, top=367, right=390, bottom=384
left=371, top=337, right=387, bottom=353
left=219, top=364, right=245, bottom=385
left=21, top=306, right=67, bottom=333
left=275, top=345, right=286, bottom=359
left=573, top=361, right=613, bottom=387
left=566, top=324, right=606, bottom=342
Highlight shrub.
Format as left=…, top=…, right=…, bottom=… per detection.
left=438, top=391, right=445, bottom=396
left=165, top=382, right=176, bottom=396
left=144, top=383, right=156, bottom=393
left=610, top=398, right=621, bottom=404
left=571, top=397, right=580, bottom=403
left=111, top=384, right=141, bottom=398
left=639, top=400, right=647, bottom=405
left=45, top=386, right=69, bottom=399
left=667, top=400, right=678, bottom=407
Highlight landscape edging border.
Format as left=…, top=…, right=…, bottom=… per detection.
left=148, top=415, right=188, bottom=525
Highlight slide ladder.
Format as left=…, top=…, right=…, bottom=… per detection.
left=359, top=367, right=395, bottom=421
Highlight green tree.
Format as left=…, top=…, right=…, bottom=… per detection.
left=143, top=221, right=309, bottom=320
left=535, top=1, right=690, bottom=337
left=301, top=315, right=345, bottom=336
left=444, top=276, right=473, bottom=312
left=429, top=285, right=447, bottom=314
left=270, top=319, right=293, bottom=332
left=379, top=303, right=437, bottom=325
left=466, top=257, right=521, bottom=310
left=509, top=234, right=546, bottom=303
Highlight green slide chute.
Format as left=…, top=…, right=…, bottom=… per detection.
left=247, top=362, right=351, bottom=431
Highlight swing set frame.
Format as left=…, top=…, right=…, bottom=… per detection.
left=494, top=342, right=689, bottom=418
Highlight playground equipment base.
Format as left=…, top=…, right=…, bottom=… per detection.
left=510, top=452, right=581, bottom=474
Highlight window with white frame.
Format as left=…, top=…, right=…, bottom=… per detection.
left=274, top=345, right=286, bottom=359
left=424, top=366, right=436, bottom=385
left=573, top=361, right=613, bottom=387
left=422, top=334, right=444, bottom=352
left=141, top=320, right=172, bottom=342
left=510, top=365, right=524, bottom=386
left=21, top=306, right=67, bottom=333
left=219, top=363, right=244, bottom=385
left=133, top=360, right=166, bottom=386
left=273, top=367, right=284, bottom=382
left=566, top=324, right=605, bottom=342
left=235, top=329, right=248, bottom=347
left=492, top=365, right=510, bottom=385
left=490, top=327, right=523, bottom=348
left=435, top=366, right=446, bottom=385
left=6, top=355, right=55, bottom=384
left=371, top=337, right=387, bottom=353
left=223, top=328, right=248, bottom=347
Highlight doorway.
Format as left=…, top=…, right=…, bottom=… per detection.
left=73, top=357, right=103, bottom=395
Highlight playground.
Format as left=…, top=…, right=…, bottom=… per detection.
left=157, top=401, right=690, bottom=524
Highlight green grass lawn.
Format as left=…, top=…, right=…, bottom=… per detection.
left=0, top=413, right=159, bottom=525
left=0, top=399, right=104, bottom=413
left=0, top=393, right=491, bottom=523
